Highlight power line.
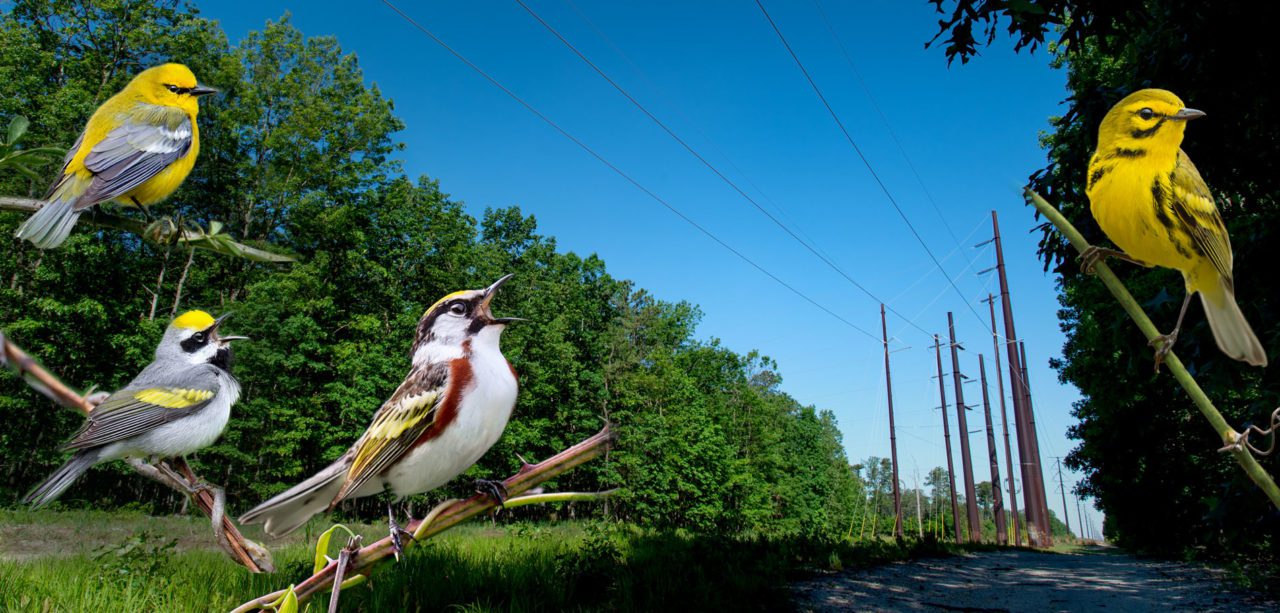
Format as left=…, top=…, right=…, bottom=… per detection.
left=379, top=0, right=878, bottom=341
left=754, top=0, right=992, bottom=332
left=887, top=215, right=989, bottom=305
left=809, top=0, right=974, bottom=268
left=513, top=0, right=933, bottom=339
left=562, top=0, right=835, bottom=265
left=889, top=242, right=993, bottom=345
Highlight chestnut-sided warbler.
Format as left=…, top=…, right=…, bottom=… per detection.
left=240, top=275, right=520, bottom=538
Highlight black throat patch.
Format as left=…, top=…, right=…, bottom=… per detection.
left=210, top=346, right=233, bottom=372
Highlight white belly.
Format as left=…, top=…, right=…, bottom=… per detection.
left=380, top=347, right=517, bottom=498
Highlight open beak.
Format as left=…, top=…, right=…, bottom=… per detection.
left=1172, top=107, right=1206, bottom=121
left=480, top=274, right=523, bottom=324
left=191, top=84, right=219, bottom=97
left=208, top=312, right=249, bottom=343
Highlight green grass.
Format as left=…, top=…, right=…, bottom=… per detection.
left=1, top=510, right=969, bottom=611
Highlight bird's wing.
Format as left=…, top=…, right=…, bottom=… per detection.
left=76, top=104, right=193, bottom=208
left=63, top=366, right=219, bottom=450
left=333, top=361, right=453, bottom=503
left=54, top=131, right=86, bottom=180
left=1169, top=150, right=1234, bottom=283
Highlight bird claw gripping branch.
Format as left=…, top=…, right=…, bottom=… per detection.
left=1148, top=333, right=1179, bottom=373
left=387, top=503, right=417, bottom=562
left=1077, top=245, right=1149, bottom=276
left=474, top=478, right=509, bottom=507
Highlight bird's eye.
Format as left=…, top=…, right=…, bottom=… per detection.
left=192, top=332, right=206, bottom=343
left=450, top=303, right=467, bottom=315
left=166, top=84, right=179, bottom=93
left=1138, top=108, right=1155, bottom=120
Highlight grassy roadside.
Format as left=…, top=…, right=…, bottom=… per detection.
left=1, top=509, right=975, bottom=611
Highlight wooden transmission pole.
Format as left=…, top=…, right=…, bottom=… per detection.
left=881, top=304, right=903, bottom=539
left=990, top=210, right=1051, bottom=546
left=979, top=355, right=1008, bottom=545
left=947, top=312, right=981, bottom=543
left=982, top=293, right=1021, bottom=545
left=1021, top=340, right=1052, bottom=542
left=1056, top=457, right=1073, bottom=539
left=934, top=335, right=963, bottom=543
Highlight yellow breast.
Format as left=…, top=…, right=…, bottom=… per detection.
left=1087, top=154, right=1192, bottom=271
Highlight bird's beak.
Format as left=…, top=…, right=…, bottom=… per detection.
left=191, top=84, right=219, bottom=97
left=480, top=274, right=523, bottom=324
left=208, top=312, right=249, bottom=343
left=1172, top=107, right=1206, bottom=121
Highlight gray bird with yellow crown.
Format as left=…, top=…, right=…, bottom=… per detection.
left=24, top=310, right=247, bottom=507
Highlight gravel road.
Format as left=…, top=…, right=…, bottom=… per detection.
left=791, top=546, right=1276, bottom=612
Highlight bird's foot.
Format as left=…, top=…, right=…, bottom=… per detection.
left=474, top=478, right=509, bottom=507
left=1148, top=331, right=1179, bottom=373
left=174, top=473, right=215, bottom=497
left=1077, top=246, right=1147, bottom=275
left=387, top=503, right=416, bottom=562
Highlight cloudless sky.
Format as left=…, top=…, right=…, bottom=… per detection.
left=199, top=0, right=1102, bottom=536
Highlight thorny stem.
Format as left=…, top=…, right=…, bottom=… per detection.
left=0, top=333, right=274, bottom=572
left=1024, top=188, right=1280, bottom=510
left=232, top=427, right=616, bottom=612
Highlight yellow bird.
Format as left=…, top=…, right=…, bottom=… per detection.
left=1085, top=89, right=1267, bottom=367
left=15, top=63, right=216, bottom=249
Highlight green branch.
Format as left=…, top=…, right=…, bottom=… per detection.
left=0, top=196, right=296, bottom=263
left=1024, top=188, right=1280, bottom=510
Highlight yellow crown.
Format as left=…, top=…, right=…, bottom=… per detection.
left=171, top=310, right=215, bottom=331
left=423, top=290, right=472, bottom=318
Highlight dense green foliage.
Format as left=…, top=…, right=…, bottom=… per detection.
left=0, top=0, right=859, bottom=537
left=931, top=0, right=1280, bottom=563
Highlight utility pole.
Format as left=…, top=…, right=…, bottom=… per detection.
left=1075, top=494, right=1086, bottom=542
left=982, top=293, right=1021, bottom=546
left=990, top=210, right=1051, bottom=546
left=947, top=313, right=981, bottom=542
left=882, top=305, right=903, bottom=539
left=934, top=335, right=962, bottom=543
left=1021, top=340, right=1051, bottom=542
left=915, top=468, right=924, bottom=539
left=1055, top=457, right=1072, bottom=539
left=978, top=356, right=1008, bottom=545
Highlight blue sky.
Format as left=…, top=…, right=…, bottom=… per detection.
left=201, top=0, right=1100, bottom=537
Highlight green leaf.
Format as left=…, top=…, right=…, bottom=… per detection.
left=276, top=586, right=298, bottom=613
left=7, top=116, right=29, bottom=145
left=313, top=524, right=356, bottom=574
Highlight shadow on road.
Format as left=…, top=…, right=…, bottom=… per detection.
left=792, top=546, right=1275, bottom=612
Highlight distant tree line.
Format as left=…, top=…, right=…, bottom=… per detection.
left=854, top=458, right=1072, bottom=542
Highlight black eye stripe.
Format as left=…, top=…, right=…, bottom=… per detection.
left=165, top=84, right=192, bottom=95
left=179, top=332, right=208, bottom=353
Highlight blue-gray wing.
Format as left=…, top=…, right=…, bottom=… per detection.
left=62, top=365, right=220, bottom=450
left=76, top=105, right=193, bottom=208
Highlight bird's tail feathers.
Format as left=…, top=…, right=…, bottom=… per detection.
left=1200, top=281, right=1268, bottom=367
left=14, top=197, right=82, bottom=249
left=239, top=457, right=349, bottom=538
left=23, top=448, right=101, bottom=508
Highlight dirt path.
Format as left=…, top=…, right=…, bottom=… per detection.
left=791, top=546, right=1276, bottom=612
